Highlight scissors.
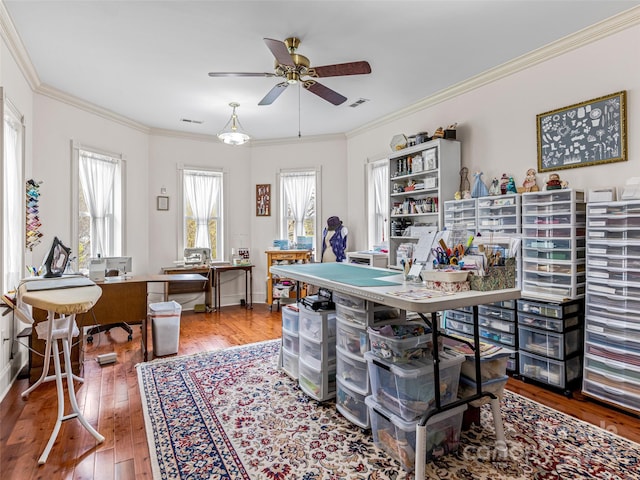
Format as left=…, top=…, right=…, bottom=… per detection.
left=451, top=244, right=466, bottom=258
left=431, top=247, right=448, bottom=265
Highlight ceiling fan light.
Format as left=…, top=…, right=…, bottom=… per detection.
left=217, top=102, right=251, bottom=145
left=286, top=71, right=299, bottom=84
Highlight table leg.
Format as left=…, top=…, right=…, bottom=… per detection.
left=491, top=397, right=508, bottom=458
left=248, top=268, right=253, bottom=309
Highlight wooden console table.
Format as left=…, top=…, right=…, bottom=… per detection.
left=265, top=249, right=312, bottom=308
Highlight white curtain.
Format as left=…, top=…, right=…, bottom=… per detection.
left=79, top=152, right=117, bottom=257
left=184, top=171, right=220, bottom=249
left=3, top=114, right=22, bottom=292
left=372, top=161, right=389, bottom=242
left=283, top=172, right=314, bottom=238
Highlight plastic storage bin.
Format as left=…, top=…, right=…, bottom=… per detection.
left=336, top=378, right=369, bottom=429
left=281, top=347, right=299, bottom=379
left=366, top=396, right=466, bottom=471
left=519, top=350, right=582, bottom=388
left=298, top=305, right=337, bottom=341
left=336, top=348, right=369, bottom=395
left=298, top=356, right=336, bottom=401
left=282, top=329, right=299, bottom=355
left=366, top=351, right=464, bottom=421
left=459, top=350, right=511, bottom=382
left=282, top=304, right=299, bottom=333
left=149, top=300, right=182, bottom=356
left=336, top=316, right=368, bottom=357
left=368, top=323, right=433, bottom=363
left=518, top=325, right=582, bottom=360
left=458, top=374, right=509, bottom=407
left=299, top=334, right=336, bottom=370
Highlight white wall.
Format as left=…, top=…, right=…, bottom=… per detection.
left=249, top=136, right=348, bottom=301
left=0, top=36, right=34, bottom=398
left=32, top=95, right=151, bottom=273
left=347, top=23, right=640, bottom=251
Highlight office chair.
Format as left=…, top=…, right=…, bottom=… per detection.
left=86, top=269, right=133, bottom=342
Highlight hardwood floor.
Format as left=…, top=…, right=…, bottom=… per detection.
left=1, top=305, right=638, bottom=479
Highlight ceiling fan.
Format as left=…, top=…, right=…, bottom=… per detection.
left=208, top=37, right=371, bottom=106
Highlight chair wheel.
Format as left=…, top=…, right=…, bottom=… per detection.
left=87, top=335, right=93, bottom=343
left=127, top=334, right=133, bottom=341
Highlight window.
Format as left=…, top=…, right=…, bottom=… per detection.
left=71, top=143, right=124, bottom=272
left=182, top=168, right=223, bottom=261
left=367, top=159, right=388, bottom=249
left=278, top=169, right=318, bottom=250
left=1, top=94, right=24, bottom=293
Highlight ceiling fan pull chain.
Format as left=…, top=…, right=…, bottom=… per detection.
left=298, top=82, right=302, bottom=138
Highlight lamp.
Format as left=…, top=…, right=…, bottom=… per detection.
left=217, top=102, right=251, bottom=145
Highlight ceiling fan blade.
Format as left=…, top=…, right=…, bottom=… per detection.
left=259, top=82, right=289, bottom=106
left=263, top=38, right=295, bottom=67
left=303, top=80, right=347, bottom=106
left=208, top=72, right=276, bottom=77
left=309, top=61, right=371, bottom=78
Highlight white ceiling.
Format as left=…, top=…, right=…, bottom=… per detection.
left=4, top=1, right=639, bottom=141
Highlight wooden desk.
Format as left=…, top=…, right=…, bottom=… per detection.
left=161, top=266, right=213, bottom=310
left=212, top=264, right=253, bottom=311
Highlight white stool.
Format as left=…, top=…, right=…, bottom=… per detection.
left=19, top=281, right=104, bottom=465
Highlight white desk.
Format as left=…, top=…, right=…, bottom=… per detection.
left=270, top=262, right=520, bottom=478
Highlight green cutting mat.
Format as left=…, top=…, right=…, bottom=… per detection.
left=276, top=262, right=401, bottom=287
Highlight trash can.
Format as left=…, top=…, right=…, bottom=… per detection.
left=149, top=301, right=182, bottom=356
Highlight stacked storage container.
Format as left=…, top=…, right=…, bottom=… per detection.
left=456, top=349, right=511, bottom=407
left=333, top=291, right=405, bottom=429
left=517, top=298, right=583, bottom=395
left=583, top=199, right=640, bottom=414
left=281, top=304, right=300, bottom=379
left=477, top=194, right=521, bottom=235
left=298, top=303, right=338, bottom=402
left=444, top=300, right=519, bottom=373
left=364, top=323, right=466, bottom=471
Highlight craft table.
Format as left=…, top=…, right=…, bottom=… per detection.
left=212, top=264, right=253, bottom=311
left=19, top=277, right=104, bottom=464
left=270, top=262, right=520, bottom=479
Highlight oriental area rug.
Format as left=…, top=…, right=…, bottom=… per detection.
left=137, top=340, right=640, bottom=479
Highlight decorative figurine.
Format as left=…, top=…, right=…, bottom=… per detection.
left=433, top=126, right=445, bottom=138
left=499, top=173, right=509, bottom=195
left=546, top=173, right=563, bottom=190
left=454, top=191, right=462, bottom=200
left=458, top=167, right=470, bottom=198
left=506, top=176, right=518, bottom=194
left=488, top=178, right=501, bottom=196
left=522, top=168, right=539, bottom=192
left=471, top=171, right=489, bottom=198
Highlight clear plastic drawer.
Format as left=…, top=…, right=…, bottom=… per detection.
left=582, top=379, right=640, bottom=414
left=336, top=349, right=369, bottom=395
left=521, top=189, right=584, bottom=204
left=517, top=299, right=581, bottom=318
left=298, top=305, right=336, bottom=341
left=588, top=229, right=640, bottom=241
left=523, top=248, right=584, bottom=261
left=519, top=350, right=581, bottom=388
left=587, top=242, right=640, bottom=257
left=478, top=315, right=516, bottom=333
left=519, top=325, right=582, bottom=360
left=479, top=326, right=515, bottom=346
left=517, top=311, right=579, bottom=332
left=446, top=318, right=475, bottom=335
left=478, top=304, right=516, bottom=321
left=299, top=335, right=336, bottom=370
left=523, top=238, right=585, bottom=250
left=445, top=309, right=474, bottom=325
left=523, top=226, right=585, bottom=238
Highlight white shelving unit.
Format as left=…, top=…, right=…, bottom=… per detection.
left=388, top=139, right=460, bottom=269
left=520, top=189, right=586, bottom=301
left=443, top=198, right=477, bottom=237
left=582, top=199, right=640, bottom=415
left=477, top=194, right=521, bottom=235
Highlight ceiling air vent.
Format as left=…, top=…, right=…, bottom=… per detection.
left=180, top=118, right=204, bottom=124
left=349, top=98, right=369, bottom=108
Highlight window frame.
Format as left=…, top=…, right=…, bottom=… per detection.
left=178, top=166, right=225, bottom=263
left=70, top=141, right=126, bottom=272
left=1, top=91, right=25, bottom=294
left=276, top=167, right=321, bottom=253
left=366, top=157, right=389, bottom=250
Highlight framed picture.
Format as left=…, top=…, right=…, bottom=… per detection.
left=537, top=90, right=627, bottom=172
left=157, top=195, right=169, bottom=211
left=256, top=184, right=271, bottom=216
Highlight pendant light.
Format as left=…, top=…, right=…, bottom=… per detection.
left=217, top=102, right=251, bottom=145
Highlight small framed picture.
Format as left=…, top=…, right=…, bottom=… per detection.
left=256, top=184, right=271, bottom=216
left=157, top=195, right=169, bottom=211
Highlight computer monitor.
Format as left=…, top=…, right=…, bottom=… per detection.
left=103, top=256, right=132, bottom=275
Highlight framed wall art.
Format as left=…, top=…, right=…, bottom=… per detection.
left=157, top=195, right=169, bottom=211
left=256, top=184, right=271, bottom=216
left=537, top=90, right=627, bottom=173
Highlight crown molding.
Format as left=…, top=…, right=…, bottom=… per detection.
left=0, top=1, right=39, bottom=90
left=36, top=83, right=150, bottom=134
left=347, top=5, right=640, bottom=139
